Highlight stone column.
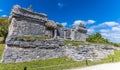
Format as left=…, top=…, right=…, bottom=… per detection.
left=64, top=29, right=67, bottom=40
left=71, top=29, right=73, bottom=40
left=71, top=29, right=75, bottom=40
left=54, top=29, right=57, bottom=38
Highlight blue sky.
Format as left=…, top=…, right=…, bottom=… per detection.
left=0, top=0, right=120, bottom=42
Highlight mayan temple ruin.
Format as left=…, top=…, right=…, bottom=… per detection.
left=8, top=5, right=87, bottom=41
left=1, top=5, right=115, bottom=63
left=0, top=4, right=112, bottom=64
left=1, top=5, right=87, bottom=63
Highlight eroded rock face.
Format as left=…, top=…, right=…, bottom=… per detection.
left=8, top=5, right=47, bottom=38
left=1, top=45, right=64, bottom=63
left=65, top=44, right=114, bottom=61
left=71, top=26, right=87, bottom=41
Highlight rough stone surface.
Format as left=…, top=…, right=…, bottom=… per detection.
left=1, top=45, right=64, bottom=63
left=57, top=28, right=71, bottom=39
left=65, top=44, right=114, bottom=61
left=71, top=26, right=87, bottom=41
left=8, top=5, right=47, bottom=38
left=6, top=39, right=64, bottom=49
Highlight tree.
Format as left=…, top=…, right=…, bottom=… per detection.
left=27, top=4, right=33, bottom=11
left=57, top=24, right=63, bottom=27
left=86, top=32, right=109, bottom=44
left=0, top=18, right=9, bottom=43
left=79, top=22, right=85, bottom=27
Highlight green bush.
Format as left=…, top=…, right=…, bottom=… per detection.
left=0, top=18, right=9, bottom=37
left=57, top=24, right=63, bottom=27
left=86, top=32, right=109, bottom=44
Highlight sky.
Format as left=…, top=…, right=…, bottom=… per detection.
left=0, top=0, right=120, bottom=42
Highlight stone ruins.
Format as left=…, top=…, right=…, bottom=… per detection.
left=1, top=5, right=114, bottom=63
left=1, top=5, right=87, bottom=63
left=8, top=5, right=87, bottom=41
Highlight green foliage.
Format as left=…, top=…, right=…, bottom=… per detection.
left=64, top=40, right=89, bottom=46
left=27, top=4, right=33, bottom=11
left=0, top=18, right=9, bottom=37
left=0, top=41, right=5, bottom=59
left=86, top=32, right=120, bottom=47
left=79, top=22, right=85, bottom=27
left=57, top=24, right=63, bottom=27
left=86, top=32, right=109, bottom=44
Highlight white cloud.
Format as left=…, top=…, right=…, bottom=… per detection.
left=100, top=29, right=110, bottom=33
left=73, top=20, right=95, bottom=26
left=102, top=22, right=119, bottom=27
left=112, top=26, right=120, bottom=32
left=87, top=28, right=94, bottom=34
left=1, top=15, right=8, bottom=17
left=87, top=20, right=95, bottom=24
left=88, top=21, right=120, bottom=43
left=99, top=26, right=120, bottom=43
left=90, top=21, right=119, bottom=29
left=0, top=9, right=3, bottom=12
left=101, top=32, right=120, bottom=43
left=57, top=2, right=64, bottom=8
left=73, top=20, right=85, bottom=26
left=61, top=22, right=67, bottom=27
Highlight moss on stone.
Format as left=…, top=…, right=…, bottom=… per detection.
left=64, top=40, right=85, bottom=46
left=17, top=36, right=52, bottom=40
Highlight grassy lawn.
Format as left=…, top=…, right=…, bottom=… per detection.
left=0, top=37, right=120, bottom=70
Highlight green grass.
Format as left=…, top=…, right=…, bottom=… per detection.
left=0, top=44, right=5, bottom=59
left=0, top=53, right=87, bottom=70
left=17, top=36, right=52, bottom=40
left=0, top=37, right=120, bottom=70
left=64, top=40, right=90, bottom=46
left=0, top=37, right=3, bottom=40
left=0, top=48, right=120, bottom=70
left=0, top=37, right=3, bottom=42
left=64, top=40, right=84, bottom=46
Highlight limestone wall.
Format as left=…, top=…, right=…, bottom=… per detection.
left=57, top=27, right=71, bottom=39
left=71, top=26, right=87, bottom=41
left=65, top=44, right=114, bottom=61
left=2, top=37, right=64, bottom=63
left=2, top=45, right=64, bottom=63
left=8, top=18, right=46, bottom=37
left=8, top=5, right=47, bottom=38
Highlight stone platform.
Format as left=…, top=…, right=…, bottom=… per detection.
left=2, top=39, right=64, bottom=63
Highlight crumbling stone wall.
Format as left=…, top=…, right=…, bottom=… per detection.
left=57, top=28, right=71, bottom=39
left=2, top=39, right=64, bottom=63
left=71, top=26, right=87, bottom=41
left=8, top=5, right=47, bottom=38
left=1, top=5, right=88, bottom=63
left=65, top=44, right=114, bottom=61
